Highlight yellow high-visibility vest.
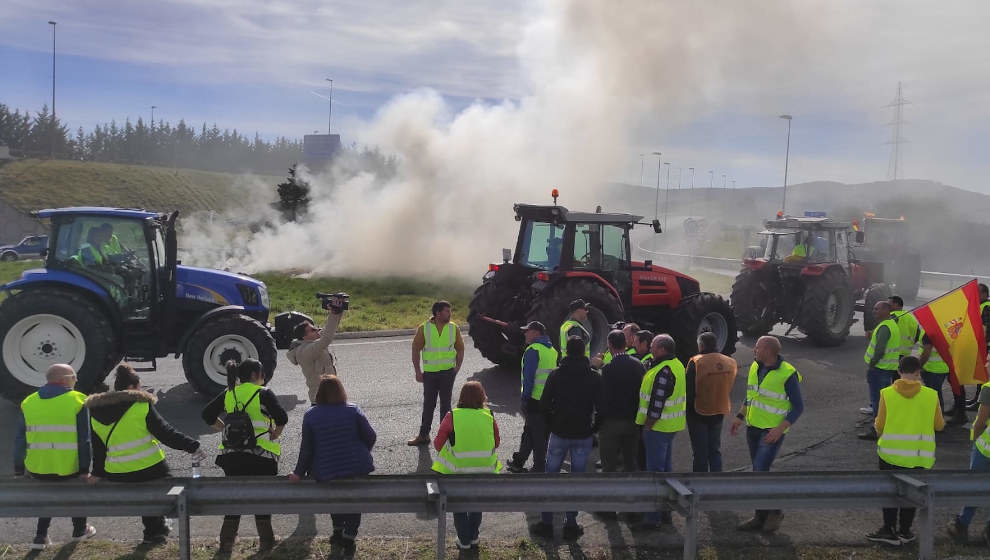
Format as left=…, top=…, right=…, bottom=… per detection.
left=635, top=357, right=686, bottom=432
left=865, top=318, right=901, bottom=371
left=877, top=385, right=938, bottom=469
left=21, top=391, right=86, bottom=476
left=422, top=321, right=458, bottom=372
left=746, top=360, right=801, bottom=431
left=431, top=408, right=502, bottom=474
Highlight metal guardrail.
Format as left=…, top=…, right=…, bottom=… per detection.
left=3, top=471, right=990, bottom=560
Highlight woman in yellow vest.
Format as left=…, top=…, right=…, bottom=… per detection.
left=946, top=365, right=990, bottom=545
left=202, top=358, right=289, bottom=553
left=432, top=381, right=502, bottom=551
left=86, top=364, right=205, bottom=545
left=867, top=356, right=944, bottom=546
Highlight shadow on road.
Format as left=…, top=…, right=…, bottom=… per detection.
left=466, top=366, right=519, bottom=417
left=153, top=384, right=215, bottom=438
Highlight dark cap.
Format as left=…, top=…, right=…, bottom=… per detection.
left=568, top=299, right=591, bottom=312
left=520, top=320, right=546, bottom=334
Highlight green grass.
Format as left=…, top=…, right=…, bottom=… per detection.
left=0, top=159, right=279, bottom=214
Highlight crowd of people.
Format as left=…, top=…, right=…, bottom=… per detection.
left=12, top=295, right=990, bottom=556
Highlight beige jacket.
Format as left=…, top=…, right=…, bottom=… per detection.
left=287, top=312, right=342, bottom=403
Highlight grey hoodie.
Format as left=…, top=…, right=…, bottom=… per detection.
left=287, top=312, right=342, bottom=403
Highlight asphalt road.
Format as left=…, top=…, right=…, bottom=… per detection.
left=0, top=310, right=982, bottom=551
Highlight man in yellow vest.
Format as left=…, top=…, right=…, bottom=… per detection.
left=597, top=322, right=639, bottom=367
left=633, top=329, right=655, bottom=367
left=507, top=321, right=558, bottom=473
left=633, top=334, right=685, bottom=530
left=946, top=362, right=990, bottom=546
left=408, top=300, right=465, bottom=446
left=560, top=299, right=592, bottom=358
left=859, top=301, right=902, bottom=440
left=888, top=295, right=919, bottom=358
left=866, top=356, right=943, bottom=546
left=14, top=364, right=96, bottom=550
left=730, top=335, right=804, bottom=533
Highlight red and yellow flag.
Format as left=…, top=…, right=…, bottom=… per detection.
left=911, top=279, right=988, bottom=390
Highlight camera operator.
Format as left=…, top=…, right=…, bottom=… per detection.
left=287, top=294, right=347, bottom=405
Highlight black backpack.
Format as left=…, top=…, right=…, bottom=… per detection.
left=222, top=388, right=263, bottom=450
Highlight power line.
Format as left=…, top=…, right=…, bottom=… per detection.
left=885, top=82, right=910, bottom=181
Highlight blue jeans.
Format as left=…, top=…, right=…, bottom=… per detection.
left=921, top=370, right=947, bottom=412
left=686, top=414, right=723, bottom=472
left=541, top=434, right=593, bottom=526
left=642, top=429, right=676, bottom=524
left=958, top=447, right=990, bottom=526
left=867, top=368, right=896, bottom=421
left=747, top=426, right=785, bottom=519
left=453, top=512, right=482, bottom=544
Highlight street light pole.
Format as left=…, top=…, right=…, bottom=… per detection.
left=780, top=114, right=793, bottom=214
left=639, top=153, right=645, bottom=186
left=663, top=162, right=671, bottom=231
left=325, top=78, right=333, bottom=134
left=652, top=151, right=662, bottom=220
left=150, top=105, right=157, bottom=130
left=48, top=20, right=56, bottom=159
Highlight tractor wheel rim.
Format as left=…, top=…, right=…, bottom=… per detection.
left=202, top=334, right=259, bottom=386
left=2, top=314, right=86, bottom=387
left=698, top=312, right=729, bottom=351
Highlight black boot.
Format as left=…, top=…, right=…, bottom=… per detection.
left=219, top=517, right=240, bottom=554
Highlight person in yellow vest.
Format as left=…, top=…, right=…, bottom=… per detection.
left=507, top=321, right=558, bottom=473
left=888, top=295, right=919, bottom=358
left=560, top=299, right=592, bottom=358
left=633, top=334, right=686, bottom=531
left=859, top=301, right=902, bottom=440
left=866, top=356, right=944, bottom=546
left=408, top=300, right=465, bottom=446
left=730, top=335, right=804, bottom=533
left=75, top=227, right=108, bottom=267
left=14, top=364, right=96, bottom=550
left=201, top=358, right=289, bottom=553
left=432, top=381, right=502, bottom=550
left=918, top=331, right=950, bottom=415
left=685, top=332, right=738, bottom=473
left=633, top=329, right=655, bottom=367
left=961, top=283, right=990, bottom=412
left=85, top=364, right=205, bottom=546
left=97, top=223, right=125, bottom=263
left=946, top=361, right=990, bottom=547
left=596, top=322, right=639, bottom=367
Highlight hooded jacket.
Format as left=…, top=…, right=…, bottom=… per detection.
left=874, top=379, right=946, bottom=435
left=85, top=390, right=200, bottom=481
left=540, top=355, right=603, bottom=439
left=287, top=312, right=342, bottom=403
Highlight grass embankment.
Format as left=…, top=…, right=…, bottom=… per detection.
left=0, top=262, right=473, bottom=332
left=1, top=537, right=988, bottom=559
left=0, top=159, right=279, bottom=214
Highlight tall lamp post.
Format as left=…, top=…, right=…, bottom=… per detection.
left=652, top=151, right=663, bottom=220
left=325, top=78, right=333, bottom=134
left=663, top=162, right=671, bottom=231
left=779, top=114, right=793, bottom=214
left=639, top=153, right=645, bottom=186
left=150, top=105, right=157, bottom=130
left=48, top=20, right=57, bottom=158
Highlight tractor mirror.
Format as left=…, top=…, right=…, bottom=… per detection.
left=855, top=231, right=865, bottom=243
left=652, top=219, right=662, bottom=234
left=502, top=248, right=511, bottom=263
left=644, top=259, right=653, bottom=268
left=40, top=248, right=48, bottom=259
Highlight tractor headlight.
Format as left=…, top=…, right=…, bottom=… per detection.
left=258, top=284, right=270, bottom=310
left=237, top=283, right=263, bottom=307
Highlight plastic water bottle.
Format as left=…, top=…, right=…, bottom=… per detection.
left=191, top=460, right=201, bottom=479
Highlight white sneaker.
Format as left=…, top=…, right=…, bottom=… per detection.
left=858, top=406, right=874, bottom=415
left=72, top=525, right=96, bottom=541
left=455, top=538, right=471, bottom=550
left=30, top=536, right=52, bottom=550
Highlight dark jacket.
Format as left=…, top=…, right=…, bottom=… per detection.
left=14, top=384, right=91, bottom=477
left=540, top=355, right=602, bottom=438
left=85, top=389, right=199, bottom=481
left=600, top=353, right=645, bottom=422
left=293, top=403, right=376, bottom=481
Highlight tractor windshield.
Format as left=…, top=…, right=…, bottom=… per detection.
left=518, top=220, right=565, bottom=270
left=763, top=230, right=835, bottom=263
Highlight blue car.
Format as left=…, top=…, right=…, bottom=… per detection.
left=0, top=235, right=48, bottom=261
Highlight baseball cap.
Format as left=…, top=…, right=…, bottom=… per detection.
left=520, top=320, right=546, bottom=334
left=568, top=299, right=591, bottom=312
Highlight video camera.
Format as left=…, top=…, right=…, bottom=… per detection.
left=316, top=292, right=350, bottom=313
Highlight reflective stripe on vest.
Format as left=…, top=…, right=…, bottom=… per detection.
left=521, top=343, right=558, bottom=401
left=865, top=318, right=901, bottom=371
left=746, top=360, right=801, bottom=430
left=91, top=401, right=166, bottom=473
left=21, top=390, right=86, bottom=476
left=974, top=383, right=990, bottom=459
left=635, top=357, right=686, bottom=433
left=891, top=310, right=920, bottom=356
left=877, top=385, right=938, bottom=468
left=559, top=319, right=591, bottom=357
left=431, top=408, right=502, bottom=474
left=221, top=382, right=280, bottom=457
left=422, top=321, right=457, bottom=372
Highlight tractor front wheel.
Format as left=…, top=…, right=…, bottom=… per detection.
left=801, top=268, right=855, bottom=346
left=863, top=283, right=893, bottom=333
left=182, top=314, right=277, bottom=397
left=670, top=292, right=738, bottom=362
left=730, top=268, right=776, bottom=337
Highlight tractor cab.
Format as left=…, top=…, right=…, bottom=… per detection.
left=750, top=216, right=856, bottom=273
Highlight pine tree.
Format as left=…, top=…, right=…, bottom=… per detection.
left=275, top=164, right=311, bottom=222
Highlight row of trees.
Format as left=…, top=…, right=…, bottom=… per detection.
left=0, top=102, right=304, bottom=176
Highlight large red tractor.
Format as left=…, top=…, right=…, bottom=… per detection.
left=467, top=197, right=737, bottom=365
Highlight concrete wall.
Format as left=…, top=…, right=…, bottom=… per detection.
left=0, top=200, right=46, bottom=246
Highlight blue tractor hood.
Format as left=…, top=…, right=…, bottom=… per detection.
left=176, top=265, right=269, bottom=313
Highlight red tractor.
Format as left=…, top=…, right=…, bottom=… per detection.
left=467, top=196, right=737, bottom=365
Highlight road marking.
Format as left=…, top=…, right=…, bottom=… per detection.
left=333, top=338, right=414, bottom=346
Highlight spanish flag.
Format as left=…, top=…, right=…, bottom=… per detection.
left=911, top=279, right=988, bottom=390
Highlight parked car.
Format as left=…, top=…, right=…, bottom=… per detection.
left=0, top=235, right=48, bottom=261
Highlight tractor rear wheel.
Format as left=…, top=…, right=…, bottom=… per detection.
left=730, top=268, right=776, bottom=337
left=182, top=314, right=277, bottom=397
left=528, top=278, right=622, bottom=357
left=863, top=282, right=893, bottom=333
left=466, top=282, right=521, bottom=368
left=670, top=292, right=738, bottom=362
left=0, top=288, right=118, bottom=401
left=801, top=268, right=854, bottom=346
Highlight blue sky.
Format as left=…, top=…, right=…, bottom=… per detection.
left=3, top=0, right=990, bottom=194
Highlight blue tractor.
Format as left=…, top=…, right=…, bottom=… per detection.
left=0, top=207, right=308, bottom=402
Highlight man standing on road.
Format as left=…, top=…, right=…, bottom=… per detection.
left=685, top=332, right=737, bottom=472
left=634, top=334, right=686, bottom=531
left=560, top=299, right=592, bottom=358
left=633, top=330, right=654, bottom=366
left=859, top=301, right=901, bottom=440
left=888, top=295, right=919, bottom=358
left=947, top=362, right=990, bottom=546
left=14, top=364, right=96, bottom=550
left=598, top=330, right=646, bottom=476
left=866, top=356, right=943, bottom=546
left=598, top=322, right=639, bottom=367
left=408, top=301, right=465, bottom=446
left=731, top=335, right=804, bottom=533
left=507, top=321, right=558, bottom=473
left=287, top=299, right=346, bottom=405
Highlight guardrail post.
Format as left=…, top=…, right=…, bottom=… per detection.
left=891, top=474, right=933, bottom=560
left=426, top=481, right=447, bottom=560
left=167, top=485, right=190, bottom=560
left=665, top=478, right=698, bottom=560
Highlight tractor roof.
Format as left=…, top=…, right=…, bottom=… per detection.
left=513, top=204, right=643, bottom=224
left=35, top=207, right=163, bottom=220
left=763, top=216, right=851, bottom=231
